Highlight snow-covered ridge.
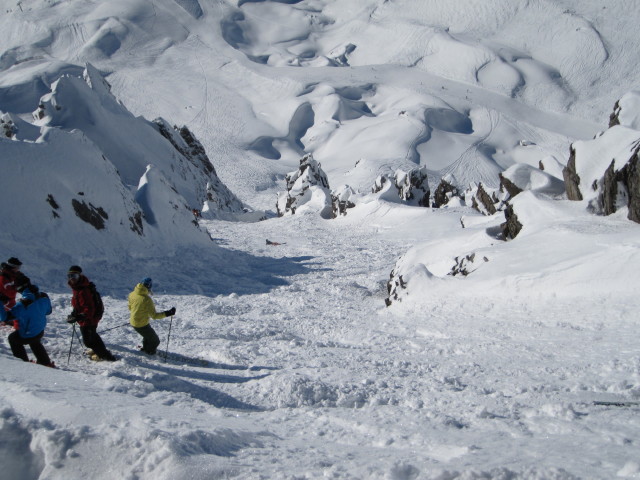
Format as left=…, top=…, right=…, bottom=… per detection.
left=0, top=64, right=244, bottom=263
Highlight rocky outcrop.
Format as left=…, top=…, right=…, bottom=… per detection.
left=563, top=147, right=583, bottom=201
left=501, top=203, right=523, bottom=240
left=331, top=185, right=356, bottom=217
left=372, top=166, right=430, bottom=206
left=277, top=154, right=332, bottom=218
left=564, top=93, right=640, bottom=223
left=600, top=146, right=640, bottom=222
left=153, top=119, right=244, bottom=216
left=499, top=173, right=523, bottom=198
left=433, top=177, right=459, bottom=208
left=395, top=166, right=430, bottom=206
left=470, top=183, right=497, bottom=215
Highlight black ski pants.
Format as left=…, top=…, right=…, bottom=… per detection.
left=134, top=324, right=160, bottom=355
left=80, top=325, right=113, bottom=360
left=8, top=330, right=51, bottom=365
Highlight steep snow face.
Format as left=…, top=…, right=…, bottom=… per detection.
left=34, top=64, right=242, bottom=215
left=0, top=65, right=247, bottom=261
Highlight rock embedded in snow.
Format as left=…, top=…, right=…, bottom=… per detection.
left=371, top=167, right=431, bottom=207
left=565, top=95, right=640, bottom=223
left=395, top=166, right=430, bottom=207
left=609, top=90, right=640, bottom=130
left=499, top=163, right=566, bottom=199
left=501, top=203, right=523, bottom=240
left=433, top=177, right=460, bottom=208
left=331, top=185, right=356, bottom=217
left=469, top=183, right=498, bottom=216
left=152, top=120, right=245, bottom=217
left=277, top=154, right=333, bottom=219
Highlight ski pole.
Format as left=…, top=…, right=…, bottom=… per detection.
left=164, top=315, right=173, bottom=363
left=98, top=322, right=129, bottom=334
left=67, top=322, right=76, bottom=364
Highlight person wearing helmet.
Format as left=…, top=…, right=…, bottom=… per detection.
left=127, top=277, right=175, bottom=355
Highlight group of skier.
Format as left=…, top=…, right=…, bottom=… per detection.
left=0, top=257, right=176, bottom=367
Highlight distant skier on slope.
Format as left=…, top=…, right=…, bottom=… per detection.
left=66, top=265, right=117, bottom=362
left=0, top=257, right=32, bottom=326
left=128, top=277, right=175, bottom=355
left=0, top=279, right=55, bottom=367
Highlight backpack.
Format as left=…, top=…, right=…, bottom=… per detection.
left=87, top=282, right=104, bottom=321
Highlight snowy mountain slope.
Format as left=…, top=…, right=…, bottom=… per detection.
left=1, top=207, right=639, bottom=479
left=0, top=63, right=248, bottom=263
left=2, top=0, right=625, bottom=208
left=0, top=0, right=640, bottom=479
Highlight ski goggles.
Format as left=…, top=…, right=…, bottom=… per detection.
left=67, top=273, right=80, bottom=281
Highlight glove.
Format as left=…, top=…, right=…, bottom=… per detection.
left=164, top=307, right=176, bottom=317
left=67, top=313, right=85, bottom=324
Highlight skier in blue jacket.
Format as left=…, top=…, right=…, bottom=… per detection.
left=0, top=282, right=54, bottom=367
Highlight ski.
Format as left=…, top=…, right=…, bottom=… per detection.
left=593, top=400, right=640, bottom=407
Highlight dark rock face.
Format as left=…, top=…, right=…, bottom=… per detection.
left=609, top=100, right=622, bottom=128
left=625, top=150, right=640, bottom=222
left=563, top=146, right=583, bottom=201
left=604, top=145, right=640, bottom=222
left=385, top=269, right=406, bottom=307
left=498, top=173, right=523, bottom=199
left=433, top=178, right=459, bottom=208
left=501, top=203, right=522, bottom=240
left=372, top=175, right=388, bottom=194
left=471, top=183, right=497, bottom=215
left=72, top=199, right=108, bottom=230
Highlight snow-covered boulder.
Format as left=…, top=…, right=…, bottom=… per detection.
left=564, top=125, right=640, bottom=223
left=371, top=166, right=430, bottom=207
left=499, top=163, right=566, bottom=199
left=331, top=185, right=356, bottom=217
left=468, top=183, right=500, bottom=215
left=395, top=166, right=430, bottom=207
left=277, top=154, right=332, bottom=219
left=433, top=176, right=461, bottom=208
left=1, top=115, right=16, bottom=138
left=609, top=90, right=640, bottom=130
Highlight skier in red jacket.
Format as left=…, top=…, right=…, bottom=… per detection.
left=0, top=257, right=31, bottom=326
left=67, top=266, right=116, bottom=362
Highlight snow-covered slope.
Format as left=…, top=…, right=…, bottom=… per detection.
left=1, top=63, right=246, bottom=265
left=1, top=1, right=640, bottom=478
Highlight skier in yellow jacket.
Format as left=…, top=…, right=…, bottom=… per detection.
left=128, top=277, right=175, bottom=355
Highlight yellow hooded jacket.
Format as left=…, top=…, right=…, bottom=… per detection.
left=128, top=283, right=166, bottom=328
